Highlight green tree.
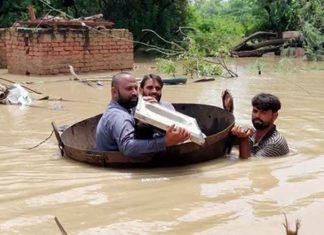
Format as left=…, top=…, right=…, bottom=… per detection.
left=0, top=0, right=29, bottom=27
left=0, top=0, right=189, bottom=51
left=246, top=0, right=323, bottom=60
left=100, top=0, right=189, bottom=48
left=186, top=0, right=246, bottom=56
left=221, top=0, right=267, bottom=34
left=189, top=0, right=323, bottom=60
left=0, top=0, right=102, bottom=27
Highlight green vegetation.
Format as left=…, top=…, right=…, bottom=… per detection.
left=101, top=0, right=188, bottom=49
left=0, top=1, right=30, bottom=27
left=156, top=53, right=223, bottom=78
left=187, top=0, right=323, bottom=60
left=156, top=58, right=176, bottom=77
left=0, top=0, right=322, bottom=61
left=0, top=0, right=102, bottom=27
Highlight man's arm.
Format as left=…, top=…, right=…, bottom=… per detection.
left=231, top=125, right=254, bottom=159
left=111, top=115, right=189, bottom=157
left=111, top=116, right=165, bottom=156
left=237, top=137, right=251, bottom=159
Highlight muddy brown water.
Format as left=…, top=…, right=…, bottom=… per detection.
left=0, top=57, right=323, bottom=234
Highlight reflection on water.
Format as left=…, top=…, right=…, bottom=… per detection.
left=1, top=57, right=324, bottom=234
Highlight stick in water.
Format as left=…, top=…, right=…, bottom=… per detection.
left=283, top=213, right=301, bottom=235
left=0, top=77, right=43, bottom=94
left=54, top=216, right=68, bottom=235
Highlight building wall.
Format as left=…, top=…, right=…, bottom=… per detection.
left=5, top=27, right=133, bottom=75
left=0, top=29, right=7, bottom=68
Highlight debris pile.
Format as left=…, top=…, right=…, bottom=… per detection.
left=0, top=83, right=32, bottom=105
left=12, top=5, right=114, bottom=30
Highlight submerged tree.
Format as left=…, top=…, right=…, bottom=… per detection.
left=151, top=28, right=237, bottom=79
left=243, top=0, right=323, bottom=60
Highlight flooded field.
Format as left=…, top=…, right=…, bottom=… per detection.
left=0, top=57, right=324, bottom=234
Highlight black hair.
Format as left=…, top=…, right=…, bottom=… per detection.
left=140, top=74, right=163, bottom=89
left=252, top=93, right=281, bottom=112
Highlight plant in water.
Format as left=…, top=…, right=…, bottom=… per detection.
left=197, top=62, right=222, bottom=77
left=181, top=57, right=223, bottom=78
left=249, top=59, right=267, bottom=75
left=144, top=28, right=237, bottom=79
left=178, top=37, right=224, bottom=78
left=302, top=22, right=324, bottom=61
left=276, top=58, right=297, bottom=73
left=156, top=58, right=176, bottom=77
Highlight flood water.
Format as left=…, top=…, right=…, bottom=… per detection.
left=0, top=57, right=323, bottom=234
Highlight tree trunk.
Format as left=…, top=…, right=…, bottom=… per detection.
left=230, top=31, right=301, bottom=57
left=231, top=45, right=282, bottom=57
left=231, top=31, right=278, bottom=52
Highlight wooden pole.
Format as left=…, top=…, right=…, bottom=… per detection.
left=0, top=77, right=43, bottom=94
left=54, top=217, right=68, bottom=235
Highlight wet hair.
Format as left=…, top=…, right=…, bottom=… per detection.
left=252, top=93, right=281, bottom=112
left=140, top=74, right=163, bottom=89
left=111, top=71, right=133, bottom=88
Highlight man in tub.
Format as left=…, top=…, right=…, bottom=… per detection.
left=139, top=74, right=175, bottom=110
left=95, top=72, right=190, bottom=156
left=135, top=74, right=176, bottom=139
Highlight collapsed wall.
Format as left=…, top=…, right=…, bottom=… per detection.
left=4, top=27, right=133, bottom=75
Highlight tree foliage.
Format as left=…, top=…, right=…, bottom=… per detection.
left=249, top=0, right=323, bottom=60
left=100, top=0, right=188, bottom=48
left=0, top=0, right=322, bottom=60
left=0, top=0, right=189, bottom=49
left=188, top=0, right=323, bottom=60
left=0, top=0, right=102, bottom=27
left=0, top=0, right=30, bottom=27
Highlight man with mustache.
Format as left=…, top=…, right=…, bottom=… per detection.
left=135, top=74, right=175, bottom=139
left=231, top=93, right=289, bottom=159
left=95, top=72, right=190, bottom=156
left=139, top=74, right=175, bottom=110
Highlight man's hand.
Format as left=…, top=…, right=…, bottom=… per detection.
left=221, top=89, right=234, bottom=113
left=143, top=96, right=158, bottom=103
left=231, top=125, right=254, bottom=159
left=165, top=124, right=191, bottom=147
left=136, top=120, right=149, bottom=128
left=231, top=125, right=255, bottom=139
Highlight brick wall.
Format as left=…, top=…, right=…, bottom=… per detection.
left=0, top=29, right=7, bottom=68
left=6, top=27, right=133, bottom=75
